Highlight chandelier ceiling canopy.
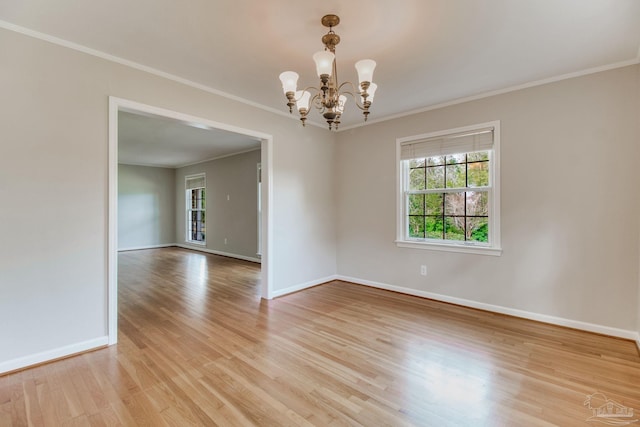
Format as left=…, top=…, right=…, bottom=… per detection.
left=279, top=14, right=378, bottom=130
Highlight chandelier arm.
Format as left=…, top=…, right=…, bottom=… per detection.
left=309, top=92, right=320, bottom=104
left=303, top=87, right=326, bottom=111
left=337, top=81, right=372, bottom=110
left=292, top=87, right=322, bottom=102
left=302, top=86, right=321, bottom=94
left=309, top=93, right=326, bottom=112
left=336, top=89, right=368, bottom=110
left=337, top=81, right=358, bottom=94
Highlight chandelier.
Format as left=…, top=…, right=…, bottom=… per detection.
left=278, top=14, right=378, bottom=130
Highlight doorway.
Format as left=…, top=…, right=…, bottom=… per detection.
left=107, top=97, right=273, bottom=345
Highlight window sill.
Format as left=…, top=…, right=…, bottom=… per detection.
left=185, top=241, right=206, bottom=246
left=395, top=240, right=502, bottom=256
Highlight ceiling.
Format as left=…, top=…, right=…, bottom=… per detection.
left=118, top=111, right=261, bottom=168
left=1, top=1, right=639, bottom=129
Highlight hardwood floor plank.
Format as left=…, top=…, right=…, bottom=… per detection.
left=86, top=406, right=122, bottom=427
left=2, top=247, right=640, bottom=426
left=22, top=378, right=44, bottom=427
left=1, top=401, right=14, bottom=427
left=60, top=414, right=91, bottom=427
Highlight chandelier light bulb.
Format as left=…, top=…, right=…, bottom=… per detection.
left=313, top=51, right=335, bottom=77
left=296, top=90, right=311, bottom=110
left=337, top=95, right=347, bottom=114
left=363, top=83, right=378, bottom=103
left=355, top=59, right=376, bottom=84
left=279, top=71, right=299, bottom=94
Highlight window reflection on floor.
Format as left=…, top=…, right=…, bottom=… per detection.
left=185, top=252, right=209, bottom=312
left=402, top=342, right=495, bottom=423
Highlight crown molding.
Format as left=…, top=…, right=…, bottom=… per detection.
left=1, top=19, right=638, bottom=134
left=338, top=58, right=640, bottom=132
left=0, top=20, right=326, bottom=130
left=118, top=145, right=261, bottom=169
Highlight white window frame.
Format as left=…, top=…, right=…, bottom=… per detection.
left=186, top=173, right=206, bottom=246
left=395, top=121, right=502, bottom=256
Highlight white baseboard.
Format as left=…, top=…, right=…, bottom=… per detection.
left=118, top=243, right=176, bottom=252
left=271, top=275, right=338, bottom=298
left=0, top=336, right=109, bottom=375
left=176, top=244, right=261, bottom=264
left=335, top=275, right=639, bottom=341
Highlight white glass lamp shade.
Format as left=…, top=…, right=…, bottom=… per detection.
left=355, top=59, right=376, bottom=84
left=296, top=90, right=311, bottom=110
left=364, top=83, right=377, bottom=103
left=337, top=95, right=347, bottom=114
left=313, top=50, right=335, bottom=77
left=279, top=71, right=299, bottom=94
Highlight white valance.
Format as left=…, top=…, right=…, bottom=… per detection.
left=186, top=174, right=205, bottom=189
left=400, top=128, right=494, bottom=160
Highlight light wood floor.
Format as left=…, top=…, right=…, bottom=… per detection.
left=2, top=248, right=639, bottom=426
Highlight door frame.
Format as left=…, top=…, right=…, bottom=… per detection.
left=107, top=96, right=274, bottom=345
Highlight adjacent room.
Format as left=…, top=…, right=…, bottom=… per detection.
left=1, top=1, right=639, bottom=425
left=117, top=109, right=263, bottom=264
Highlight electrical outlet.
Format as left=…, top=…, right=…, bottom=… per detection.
left=224, top=238, right=228, bottom=245
left=420, top=265, right=427, bottom=276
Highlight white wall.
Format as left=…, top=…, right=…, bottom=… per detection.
left=175, top=150, right=261, bottom=260
left=118, top=164, right=176, bottom=250
left=0, top=28, right=336, bottom=371
left=336, top=65, right=640, bottom=333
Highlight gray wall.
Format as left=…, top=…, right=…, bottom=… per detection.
left=118, top=153, right=258, bottom=259
left=1, top=24, right=638, bottom=371
left=0, top=27, right=337, bottom=369
left=118, top=164, right=176, bottom=250
left=336, top=65, right=640, bottom=332
left=176, top=150, right=261, bottom=260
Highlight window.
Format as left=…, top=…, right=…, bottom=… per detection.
left=186, top=174, right=206, bottom=244
left=396, top=122, right=501, bottom=255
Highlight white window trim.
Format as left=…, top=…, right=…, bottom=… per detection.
left=395, top=121, right=502, bottom=256
left=185, top=240, right=207, bottom=247
left=257, top=163, right=262, bottom=257
left=185, top=173, right=206, bottom=245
